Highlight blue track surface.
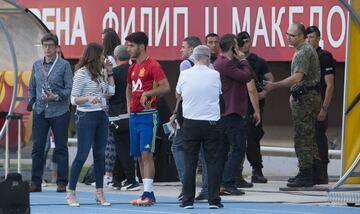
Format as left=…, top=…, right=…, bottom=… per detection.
left=30, top=190, right=359, bottom=214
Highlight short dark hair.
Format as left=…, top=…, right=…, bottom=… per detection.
left=219, top=34, right=236, bottom=52
left=125, top=32, right=149, bottom=49
left=41, top=33, right=59, bottom=46
left=293, top=22, right=306, bottom=38
left=236, top=31, right=251, bottom=48
left=205, top=33, right=219, bottom=41
left=306, top=25, right=321, bottom=37
left=183, top=36, right=201, bottom=48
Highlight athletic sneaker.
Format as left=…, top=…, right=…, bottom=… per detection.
left=130, top=191, right=156, bottom=206
left=209, top=202, right=224, bottom=209
left=124, top=181, right=140, bottom=191
left=179, top=204, right=194, bottom=209
left=91, top=175, right=112, bottom=187
left=110, top=181, right=122, bottom=190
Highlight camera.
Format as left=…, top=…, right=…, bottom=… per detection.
left=42, top=82, right=52, bottom=94
left=255, top=80, right=265, bottom=92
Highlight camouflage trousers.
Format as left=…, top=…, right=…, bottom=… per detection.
left=291, top=91, right=322, bottom=170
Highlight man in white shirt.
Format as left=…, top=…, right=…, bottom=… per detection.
left=176, top=45, right=223, bottom=209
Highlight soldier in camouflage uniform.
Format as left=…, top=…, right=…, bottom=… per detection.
left=264, top=23, right=321, bottom=187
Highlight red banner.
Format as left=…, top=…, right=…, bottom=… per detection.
left=17, top=0, right=348, bottom=62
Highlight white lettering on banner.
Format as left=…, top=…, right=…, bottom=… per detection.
left=42, top=8, right=55, bottom=31
left=155, top=8, right=170, bottom=47
left=327, top=5, right=346, bottom=48
left=289, top=6, right=304, bottom=26
left=56, top=8, right=70, bottom=45
left=253, top=7, right=270, bottom=47
left=173, top=7, right=188, bottom=46
left=205, top=7, right=218, bottom=35
left=271, top=6, right=285, bottom=47
left=71, top=7, right=87, bottom=45
left=103, top=7, right=119, bottom=33
left=29, top=7, right=87, bottom=46
left=141, top=7, right=152, bottom=46
left=132, top=79, right=143, bottom=92
left=310, top=6, right=324, bottom=48
left=232, top=7, right=250, bottom=34
left=120, top=7, right=136, bottom=45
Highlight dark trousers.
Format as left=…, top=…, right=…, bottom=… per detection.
left=315, top=117, right=329, bottom=164
left=182, top=119, right=221, bottom=206
left=108, top=103, right=136, bottom=183
left=31, top=111, right=69, bottom=186
left=217, top=114, right=246, bottom=187
left=112, top=131, right=136, bottom=183
left=246, top=106, right=265, bottom=169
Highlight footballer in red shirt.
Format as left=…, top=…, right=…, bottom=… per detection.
left=125, top=32, right=170, bottom=206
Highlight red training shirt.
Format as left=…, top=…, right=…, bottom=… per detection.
left=127, top=57, right=166, bottom=112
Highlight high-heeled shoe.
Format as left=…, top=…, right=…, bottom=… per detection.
left=95, top=189, right=111, bottom=206
left=66, top=190, right=80, bottom=207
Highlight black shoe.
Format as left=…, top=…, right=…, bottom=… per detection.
left=252, top=168, right=268, bottom=183
left=251, top=174, right=268, bottom=183
left=287, top=178, right=314, bottom=188
left=287, top=168, right=314, bottom=188
left=220, top=186, right=245, bottom=195
left=179, top=204, right=194, bottom=209
left=125, top=181, right=141, bottom=191
left=194, top=193, right=208, bottom=201
left=111, top=181, right=122, bottom=190
left=29, top=184, right=42, bottom=192
left=209, top=203, right=224, bottom=209
left=236, top=178, right=253, bottom=188
left=56, top=183, right=67, bottom=192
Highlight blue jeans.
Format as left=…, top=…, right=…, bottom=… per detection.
left=171, top=128, right=208, bottom=195
left=171, top=128, right=185, bottom=183
left=31, top=111, right=69, bottom=186
left=69, top=110, right=108, bottom=190
left=217, top=114, right=246, bottom=187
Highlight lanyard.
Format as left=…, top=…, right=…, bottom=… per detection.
left=40, top=55, right=58, bottom=81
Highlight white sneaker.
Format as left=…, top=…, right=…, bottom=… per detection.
left=41, top=180, right=48, bottom=187
left=90, top=175, right=113, bottom=187
left=103, top=175, right=113, bottom=187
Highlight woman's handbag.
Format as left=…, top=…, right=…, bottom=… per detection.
left=109, top=114, right=130, bottom=134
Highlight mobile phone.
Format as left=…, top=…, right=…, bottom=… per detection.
left=232, top=47, right=237, bottom=55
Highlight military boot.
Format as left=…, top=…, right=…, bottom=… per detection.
left=313, top=162, right=328, bottom=185
left=287, top=168, right=313, bottom=188
left=251, top=168, right=268, bottom=183
left=287, top=171, right=300, bottom=183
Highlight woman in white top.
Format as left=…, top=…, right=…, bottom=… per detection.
left=67, top=43, right=115, bottom=207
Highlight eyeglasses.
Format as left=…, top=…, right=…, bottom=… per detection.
left=42, top=43, right=56, bottom=48
left=286, top=32, right=300, bottom=38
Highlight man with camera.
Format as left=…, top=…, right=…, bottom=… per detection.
left=264, top=23, right=322, bottom=188
left=28, top=33, right=73, bottom=192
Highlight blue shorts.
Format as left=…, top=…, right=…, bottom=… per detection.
left=129, top=110, right=159, bottom=157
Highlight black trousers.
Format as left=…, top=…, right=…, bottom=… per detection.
left=112, top=131, right=136, bottom=183
left=109, top=103, right=136, bottom=183
left=181, top=118, right=221, bottom=206
left=315, top=116, right=329, bottom=164
left=245, top=106, right=265, bottom=169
